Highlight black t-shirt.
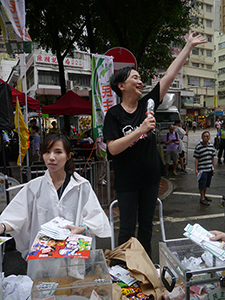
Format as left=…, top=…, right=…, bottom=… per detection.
left=103, top=83, right=166, bottom=192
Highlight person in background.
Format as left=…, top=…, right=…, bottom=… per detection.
left=83, top=131, right=94, bottom=144
left=194, top=131, right=215, bottom=206
left=0, top=130, right=12, bottom=176
left=215, top=118, right=221, bottom=132
left=96, top=137, right=107, bottom=186
left=49, top=121, right=60, bottom=134
left=31, top=125, right=41, bottom=163
left=216, top=120, right=225, bottom=164
left=104, top=32, right=206, bottom=257
left=70, top=123, right=76, bottom=136
left=192, top=120, right=197, bottom=133
left=164, top=124, right=180, bottom=176
left=174, top=120, right=188, bottom=173
left=0, top=133, right=111, bottom=279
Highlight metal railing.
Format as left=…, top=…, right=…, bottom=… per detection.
left=18, top=159, right=112, bottom=208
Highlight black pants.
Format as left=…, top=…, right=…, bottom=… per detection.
left=116, top=180, right=160, bottom=258
left=218, top=139, right=225, bottom=161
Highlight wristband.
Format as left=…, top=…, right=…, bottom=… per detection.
left=79, top=224, right=88, bottom=234
left=0, top=223, right=6, bottom=234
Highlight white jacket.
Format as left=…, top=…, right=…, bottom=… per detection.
left=0, top=170, right=111, bottom=278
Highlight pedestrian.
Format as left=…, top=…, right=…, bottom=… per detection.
left=96, top=137, right=107, bottom=185
left=215, top=118, right=221, bottom=131
left=174, top=120, right=188, bottom=173
left=192, top=120, right=197, bottom=133
left=103, top=32, right=206, bottom=256
left=216, top=120, right=225, bottom=164
left=0, top=130, right=12, bottom=176
left=164, top=124, right=180, bottom=175
left=193, top=131, right=215, bottom=206
left=31, top=125, right=41, bottom=163
left=0, top=133, right=111, bottom=279
left=49, top=121, right=60, bottom=134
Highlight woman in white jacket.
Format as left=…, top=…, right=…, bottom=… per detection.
left=0, top=133, right=111, bottom=278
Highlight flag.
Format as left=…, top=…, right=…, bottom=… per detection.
left=14, top=99, right=29, bottom=166
left=91, top=54, right=117, bottom=139
left=0, top=0, right=32, bottom=54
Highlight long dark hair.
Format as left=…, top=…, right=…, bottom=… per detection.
left=41, top=133, right=76, bottom=177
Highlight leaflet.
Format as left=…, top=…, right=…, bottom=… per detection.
left=40, top=216, right=73, bottom=240
left=184, top=223, right=225, bottom=261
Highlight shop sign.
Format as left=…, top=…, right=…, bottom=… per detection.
left=35, top=54, right=83, bottom=68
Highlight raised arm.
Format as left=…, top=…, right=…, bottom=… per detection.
left=160, top=32, right=207, bottom=100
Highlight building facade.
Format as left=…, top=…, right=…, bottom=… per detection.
left=8, top=45, right=92, bottom=107
left=182, top=0, right=217, bottom=126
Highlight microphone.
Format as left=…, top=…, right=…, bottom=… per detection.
left=146, top=98, right=155, bottom=139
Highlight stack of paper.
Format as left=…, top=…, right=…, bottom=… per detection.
left=184, top=223, right=225, bottom=261
left=109, top=265, right=137, bottom=286
left=40, top=216, right=73, bottom=240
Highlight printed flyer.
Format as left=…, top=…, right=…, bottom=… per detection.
left=27, top=232, right=92, bottom=261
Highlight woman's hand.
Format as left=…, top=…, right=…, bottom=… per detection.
left=140, top=115, right=156, bottom=134
left=209, top=230, right=225, bottom=242
left=64, top=225, right=86, bottom=235
left=187, top=32, right=207, bottom=48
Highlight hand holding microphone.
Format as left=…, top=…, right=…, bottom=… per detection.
left=146, top=98, right=155, bottom=139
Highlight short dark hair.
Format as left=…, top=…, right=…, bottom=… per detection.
left=202, top=131, right=210, bottom=138
left=110, top=66, right=135, bottom=98
left=174, top=120, right=181, bottom=125
left=32, top=125, right=39, bottom=132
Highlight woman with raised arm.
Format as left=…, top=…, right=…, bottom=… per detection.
left=103, top=33, right=206, bottom=257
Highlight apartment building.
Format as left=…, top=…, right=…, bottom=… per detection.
left=182, top=0, right=217, bottom=125
left=7, top=45, right=92, bottom=107
left=214, top=31, right=225, bottom=117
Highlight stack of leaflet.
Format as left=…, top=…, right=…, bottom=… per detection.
left=184, top=223, right=225, bottom=261
left=40, top=216, right=73, bottom=240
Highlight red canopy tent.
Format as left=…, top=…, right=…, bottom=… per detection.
left=42, top=90, right=92, bottom=115
left=0, top=79, right=40, bottom=110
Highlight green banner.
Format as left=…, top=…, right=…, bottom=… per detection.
left=91, top=54, right=116, bottom=139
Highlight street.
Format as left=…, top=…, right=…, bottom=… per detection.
left=2, top=127, right=225, bottom=276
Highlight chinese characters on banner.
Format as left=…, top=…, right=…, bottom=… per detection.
left=35, top=54, right=83, bottom=67
left=91, top=54, right=117, bottom=139
left=0, top=0, right=32, bottom=54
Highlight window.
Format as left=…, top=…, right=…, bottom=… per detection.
left=68, top=73, right=91, bottom=86
left=206, top=5, right=212, bottom=13
left=219, top=67, right=225, bottom=74
left=219, top=80, right=225, bottom=87
left=192, top=63, right=199, bottom=67
left=206, top=64, right=212, bottom=69
left=38, top=71, right=60, bottom=85
left=192, top=47, right=199, bottom=55
left=27, top=70, right=34, bottom=89
left=206, top=50, right=212, bottom=57
left=219, top=42, right=225, bottom=49
left=219, top=55, right=225, bottom=62
left=194, top=96, right=200, bottom=104
left=201, top=49, right=204, bottom=55
left=188, top=76, right=200, bottom=87
left=202, top=64, right=204, bottom=68
left=206, top=20, right=212, bottom=28
left=203, top=78, right=214, bottom=88
left=206, top=35, right=212, bottom=42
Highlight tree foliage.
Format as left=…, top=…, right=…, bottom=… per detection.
left=78, top=0, right=198, bottom=82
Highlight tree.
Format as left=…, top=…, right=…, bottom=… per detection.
left=77, top=0, right=199, bottom=82
left=26, top=0, right=85, bottom=134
